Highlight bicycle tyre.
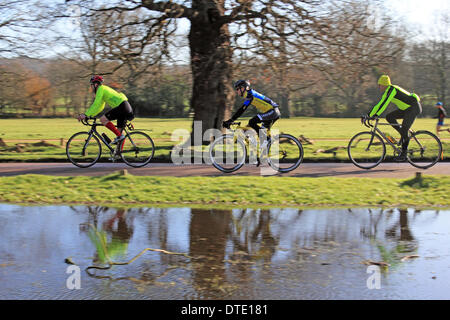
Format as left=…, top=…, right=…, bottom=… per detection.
left=348, top=131, right=386, bottom=169
left=120, top=131, right=155, bottom=168
left=407, top=130, right=442, bottom=169
left=267, top=134, right=304, bottom=173
left=66, top=131, right=102, bottom=168
left=209, top=134, right=247, bottom=173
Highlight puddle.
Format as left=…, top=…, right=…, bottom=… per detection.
left=0, top=205, right=449, bottom=299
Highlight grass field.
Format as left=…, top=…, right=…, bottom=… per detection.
left=0, top=117, right=448, bottom=162
left=0, top=172, right=448, bottom=208
left=1, top=117, right=448, bottom=208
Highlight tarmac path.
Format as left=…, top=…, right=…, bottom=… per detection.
left=0, top=162, right=449, bottom=178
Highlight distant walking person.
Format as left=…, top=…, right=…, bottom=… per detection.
left=435, top=102, right=449, bottom=136
left=77, top=75, right=134, bottom=145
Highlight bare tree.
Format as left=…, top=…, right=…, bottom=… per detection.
left=232, top=2, right=321, bottom=118
left=309, top=0, right=406, bottom=116
left=409, top=13, right=450, bottom=109
left=61, top=0, right=324, bottom=136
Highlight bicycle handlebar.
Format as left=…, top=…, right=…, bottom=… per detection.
left=361, top=115, right=378, bottom=128
left=80, top=116, right=98, bottom=126
left=223, top=121, right=241, bottom=129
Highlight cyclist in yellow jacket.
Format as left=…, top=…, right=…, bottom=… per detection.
left=77, top=75, right=134, bottom=144
left=368, top=75, right=422, bottom=161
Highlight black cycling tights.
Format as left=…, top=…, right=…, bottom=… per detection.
left=248, top=116, right=279, bottom=134
left=386, top=101, right=422, bottom=151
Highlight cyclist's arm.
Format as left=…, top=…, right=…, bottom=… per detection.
left=253, top=90, right=278, bottom=108
left=230, top=101, right=250, bottom=121
left=85, top=86, right=106, bottom=117
left=369, top=86, right=396, bottom=117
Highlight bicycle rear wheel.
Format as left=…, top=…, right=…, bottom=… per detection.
left=66, top=132, right=102, bottom=168
left=120, top=131, right=155, bottom=167
left=209, top=134, right=246, bottom=173
left=267, top=134, right=304, bottom=173
left=407, top=130, right=442, bottom=169
left=348, top=131, right=386, bottom=169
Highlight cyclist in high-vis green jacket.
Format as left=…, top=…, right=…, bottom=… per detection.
left=77, top=75, right=134, bottom=145
left=368, top=75, right=422, bottom=161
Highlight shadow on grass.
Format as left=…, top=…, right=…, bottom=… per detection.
left=98, top=172, right=132, bottom=182
left=400, top=174, right=433, bottom=189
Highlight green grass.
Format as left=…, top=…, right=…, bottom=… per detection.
left=0, top=117, right=448, bottom=162
left=0, top=172, right=448, bottom=208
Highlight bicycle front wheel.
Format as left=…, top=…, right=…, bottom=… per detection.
left=209, top=134, right=246, bottom=173
left=407, top=130, right=442, bottom=169
left=120, top=131, right=155, bottom=167
left=267, top=134, right=304, bottom=173
left=66, top=132, right=102, bottom=168
left=348, top=131, right=386, bottom=169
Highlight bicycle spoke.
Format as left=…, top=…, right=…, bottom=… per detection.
left=407, top=131, right=442, bottom=169
left=66, top=132, right=102, bottom=168
left=209, top=135, right=246, bottom=173
left=348, top=132, right=385, bottom=169
left=120, top=132, right=154, bottom=167
left=267, top=134, right=303, bottom=172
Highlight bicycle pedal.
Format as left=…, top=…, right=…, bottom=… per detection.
left=109, top=152, right=121, bottom=161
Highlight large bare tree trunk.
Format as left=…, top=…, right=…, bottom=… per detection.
left=189, top=1, right=234, bottom=138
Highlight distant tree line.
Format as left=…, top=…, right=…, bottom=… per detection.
left=0, top=0, right=448, bottom=121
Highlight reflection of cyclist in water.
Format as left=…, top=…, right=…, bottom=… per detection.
left=362, top=209, right=418, bottom=267
left=88, top=208, right=133, bottom=263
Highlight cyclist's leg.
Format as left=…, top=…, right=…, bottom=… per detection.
left=436, top=121, right=443, bottom=136
left=116, top=101, right=134, bottom=132
left=386, top=109, right=405, bottom=138
left=248, top=115, right=262, bottom=133
left=253, top=108, right=281, bottom=131
left=113, top=101, right=134, bottom=149
left=247, top=109, right=281, bottom=158
left=102, top=108, right=123, bottom=137
left=263, top=115, right=280, bottom=130
left=400, top=101, right=422, bottom=151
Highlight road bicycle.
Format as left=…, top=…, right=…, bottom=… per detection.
left=348, top=116, right=443, bottom=169
left=66, top=117, right=155, bottom=168
left=209, top=121, right=304, bottom=173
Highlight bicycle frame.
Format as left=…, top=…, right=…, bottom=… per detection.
left=364, top=117, right=411, bottom=154
left=227, top=122, right=272, bottom=155
left=81, top=118, right=132, bottom=155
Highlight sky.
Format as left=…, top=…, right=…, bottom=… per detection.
left=3, top=0, right=450, bottom=60
left=385, top=0, right=450, bottom=38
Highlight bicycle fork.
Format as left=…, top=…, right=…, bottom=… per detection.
left=82, top=132, right=96, bottom=156
left=365, top=130, right=378, bottom=152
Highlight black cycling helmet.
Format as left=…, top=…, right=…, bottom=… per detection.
left=234, top=79, right=250, bottom=90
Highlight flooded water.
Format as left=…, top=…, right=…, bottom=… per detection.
left=1, top=204, right=450, bottom=300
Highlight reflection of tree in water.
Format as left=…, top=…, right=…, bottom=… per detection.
left=385, top=209, right=415, bottom=243
left=189, top=208, right=232, bottom=298
left=360, top=208, right=439, bottom=265
left=360, top=208, right=417, bottom=243
left=187, top=208, right=304, bottom=298
left=230, top=209, right=278, bottom=260
left=71, top=205, right=108, bottom=232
